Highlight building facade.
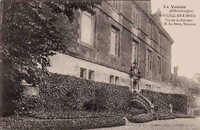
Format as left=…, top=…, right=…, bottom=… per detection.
left=47, top=1, right=185, bottom=94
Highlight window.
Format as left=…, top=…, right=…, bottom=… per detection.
left=159, top=33, right=162, bottom=45
left=80, top=68, right=87, bottom=79
left=133, top=10, right=138, bottom=27
left=157, top=56, right=161, bottom=74
left=110, top=75, right=114, bottom=84
left=147, top=49, right=152, bottom=71
left=110, top=26, right=120, bottom=56
left=115, top=77, right=119, bottom=85
left=88, top=70, right=94, bottom=80
left=112, top=1, right=121, bottom=12
left=110, top=75, right=119, bottom=85
left=132, top=41, right=139, bottom=63
left=146, top=23, right=151, bottom=37
left=80, top=11, right=93, bottom=45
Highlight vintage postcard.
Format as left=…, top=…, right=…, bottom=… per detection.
left=0, top=0, right=200, bottom=130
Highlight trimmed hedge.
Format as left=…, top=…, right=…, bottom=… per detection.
left=174, top=113, right=195, bottom=118
left=170, top=94, right=187, bottom=114
left=16, top=73, right=130, bottom=116
left=141, top=89, right=187, bottom=114
left=157, top=113, right=175, bottom=120
left=0, top=116, right=126, bottom=130
left=14, top=73, right=129, bottom=129
left=42, top=73, right=129, bottom=112
left=126, top=113, right=154, bottom=123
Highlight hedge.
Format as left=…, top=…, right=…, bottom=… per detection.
left=174, top=113, right=195, bottom=118
left=170, top=94, right=187, bottom=114
left=126, top=113, right=154, bottom=123
left=15, top=73, right=130, bottom=118
left=156, top=113, right=175, bottom=120
left=0, top=116, right=126, bottom=130
left=141, top=89, right=187, bottom=114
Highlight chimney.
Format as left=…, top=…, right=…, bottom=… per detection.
left=174, top=66, right=178, bottom=76
left=153, top=8, right=162, bottom=23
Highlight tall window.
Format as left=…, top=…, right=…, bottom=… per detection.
left=146, top=23, right=151, bottom=37
left=80, top=11, right=93, bottom=45
left=110, top=26, right=120, bottom=56
left=132, top=41, right=138, bottom=63
left=157, top=56, right=161, bottom=74
left=158, top=33, right=161, bottom=45
left=147, top=49, right=152, bottom=71
left=112, top=1, right=121, bottom=12
left=133, top=8, right=138, bottom=27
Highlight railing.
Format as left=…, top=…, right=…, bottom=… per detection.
left=131, top=91, right=153, bottom=113
left=142, top=93, right=171, bottom=114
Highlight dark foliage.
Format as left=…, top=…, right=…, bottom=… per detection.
left=141, top=89, right=187, bottom=114
left=15, top=73, right=130, bottom=117
left=170, top=94, right=187, bottom=114
left=1, top=0, right=97, bottom=116
left=127, top=113, right=154, bottom=123
left=0, top=116, right=126, bottom=130
left=156, top=113, right=175, bottom=120
left=174, top=113, right=195, bottom=118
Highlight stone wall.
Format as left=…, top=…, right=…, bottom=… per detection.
left=58, top=1, right=173, bottom=84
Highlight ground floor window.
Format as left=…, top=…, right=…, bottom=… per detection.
left=110, top=75, right=120, bottom=85
left=88, top=70, right=95, bottom=80
left=80, top=68, right=87, bottom=79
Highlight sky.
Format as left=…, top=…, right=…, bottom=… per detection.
left=151, top=0, right=200, bottom=79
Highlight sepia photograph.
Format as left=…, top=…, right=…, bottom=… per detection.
left=0, top=0, right=200, bottom=129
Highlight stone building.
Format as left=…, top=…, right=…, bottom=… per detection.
left=0, top=1, right=185, bottom=95
left=47, top=1, right=185, bottom=94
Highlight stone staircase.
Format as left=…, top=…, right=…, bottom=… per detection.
left=141, top=91, right=175, bottom=120
left=131, top=91, right=175, bottom=120
left=131, top=91, right=153, bottom=113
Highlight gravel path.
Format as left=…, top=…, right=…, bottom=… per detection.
left=92, top=118, right=200, bottom=130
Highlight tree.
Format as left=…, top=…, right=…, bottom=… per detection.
left=1, top=0, right=97, bottom=115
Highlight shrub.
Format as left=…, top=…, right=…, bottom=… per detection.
left=0, top=116, right=126, bottom=130
left=170, top=94, right=187, bottom=114
left=126, top=113, right=154, bottom=123
left=141, top=89, right=187, bottom=114
left=174, top=113, right=195, bottom=118
left=157, top=113, right=175, bottom=120
left=16, top=73, right=130, bottom=117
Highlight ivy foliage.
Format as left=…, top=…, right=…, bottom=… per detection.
left=2, top=0, right=97, bottom=85
left=1, top=0, right=98, bottom=116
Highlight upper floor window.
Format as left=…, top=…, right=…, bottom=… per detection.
left=112, top=1, right=121, bottom=12
left=132, top=40, right=139, bottom=63
left=80, top=11, right=93, bottom=46
left=110, top=26, right=120, bottom=57
left=157, top=56, right=161, bottom=74
left=133, top=10, right=138, bottom=27
left=157, top=31, right=160, bottom=44
left=147, top=49, right=152, bottom=71
left=146, top=23, right=151, bottom=37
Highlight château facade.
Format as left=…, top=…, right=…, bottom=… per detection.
left=47, top=1, right=185, bottom=94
